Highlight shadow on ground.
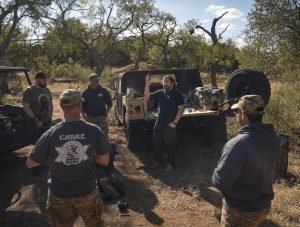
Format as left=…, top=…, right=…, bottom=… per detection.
left=128, top=128, right=223, bottom=211
left=0, top=151, right=49, bottom=227
left=106, top=166, right=164, bottom=225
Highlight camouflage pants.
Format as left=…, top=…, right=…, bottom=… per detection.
left=221, top=199, right=271, bottom=227
left=85, top=115, right=109, bottom=139
left=46, top=189, right=104, bottom=227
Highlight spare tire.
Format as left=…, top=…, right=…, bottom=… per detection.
left=226, top=68, right=271, bottom=106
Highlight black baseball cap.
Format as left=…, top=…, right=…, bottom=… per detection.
left=35, top=72, right=49, bottom=79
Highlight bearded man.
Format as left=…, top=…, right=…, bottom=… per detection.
left=144, top=75, right=184, bottom=172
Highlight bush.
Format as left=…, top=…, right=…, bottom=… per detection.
left=31, top=57, right=92, bottom=82
left=264, top=72, right=300, bottom=140
left=50, top=59, right=92, bottom=82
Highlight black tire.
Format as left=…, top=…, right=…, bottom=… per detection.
left=226, top=68, right=271, bottom=106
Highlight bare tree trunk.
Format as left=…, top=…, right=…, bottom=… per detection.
left=210, top=63, right=217, bottom=87
left=195, top=12, right=229, bottom=88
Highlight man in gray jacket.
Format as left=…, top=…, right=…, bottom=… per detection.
left=212, top=95, right=279, bottom=227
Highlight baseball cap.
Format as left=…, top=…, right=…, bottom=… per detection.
left=231, top=95, right=265, bottom=115
left=35, top=72, right=49, bottom=79
left=59, top=89, right=82, bottom=106
left=89, top=73, right=100, bottom=80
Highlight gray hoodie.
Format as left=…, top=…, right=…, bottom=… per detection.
left=212, top=123, right=280, bottom=211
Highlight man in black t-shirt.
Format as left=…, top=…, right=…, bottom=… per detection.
left=26, top=89, right=109, bottom=227
left=82, top=73, right=112, bottom=139
left=144, top=75, right=184, bottom=172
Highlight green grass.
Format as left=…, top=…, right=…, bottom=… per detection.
left=265, top=77, right=300, bottom=142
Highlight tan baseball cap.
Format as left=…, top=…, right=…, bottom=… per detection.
left=60, top=89, right=82, bottom=106
left=231, top=95, right=265, bottom=114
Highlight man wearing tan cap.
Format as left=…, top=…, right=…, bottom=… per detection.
left=212, top=95, right=280, bottom=227
left=82, top=73, right=112, bottom=139
left=26, top=89, right=109, bottom=227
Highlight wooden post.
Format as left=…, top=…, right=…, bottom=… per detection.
left=276, top=134, right=289, bottom=179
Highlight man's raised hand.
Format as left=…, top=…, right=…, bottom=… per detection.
left=145, top=75, right=151, bottom=86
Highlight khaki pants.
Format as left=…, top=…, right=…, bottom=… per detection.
left=46, top=189, right=104, bottom=227
left=221, top=199, right=271, bottom=227
left=85, top=115, right=109, bottom=139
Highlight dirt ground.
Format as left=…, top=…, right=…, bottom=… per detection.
left=0, top=82, right=299, bottom=226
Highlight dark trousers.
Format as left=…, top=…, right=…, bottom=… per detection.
left=153, top=126, right=177, bottom=166
left=32, top=120, right=51, bottom=176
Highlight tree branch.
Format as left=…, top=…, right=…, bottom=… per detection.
left=218, top=24, right=230, bottom=40
left=195, top=24, right=212, bottom=37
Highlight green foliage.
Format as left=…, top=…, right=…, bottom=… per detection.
left=147, top=46, right=164, bottom=68
left=237, top=39, right=282, bottom=76
left=51, top=61, right=92, bottom=82
left=32, top=56, right=92, bottom=82
left=205, top=41, right=239, bottom=73
left=264, top=72, right=300, bottom=140
left=32, top=55, right=52, bottom=73
left=244, top=0, right=300, bottom=74
left=100, top=66, right=115, bottom=83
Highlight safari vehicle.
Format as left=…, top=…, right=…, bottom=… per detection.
left=111, top=68, right=270, bottom=151
left=0, top=66, right=34, bottom=154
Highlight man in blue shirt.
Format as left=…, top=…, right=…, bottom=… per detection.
left=212, top=95, right=280, bottom=226
left=82, top=73, right=112, bottom=139
left=144, top=75, right=184, bottom=172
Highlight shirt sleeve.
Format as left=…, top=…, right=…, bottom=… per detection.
left=212, top=141, right=245, bottom=194
left=150, top=89, right=161, bottom=102
left=176, top=91, right=184, bottom=106
left=96, top=128, right=110, bottom=155
left=22, top=87, right=32, bottom=104
left=28, top=130, right=51, bottom=164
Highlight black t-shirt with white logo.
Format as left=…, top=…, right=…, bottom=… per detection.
left=150, top=88, right=184, bottom=128
left=82, top=85, right=112, bottom=117
left=28, top=120, right=109, bottom=198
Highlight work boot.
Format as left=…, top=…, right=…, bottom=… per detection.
left=164, top=164, right=173, bottom=172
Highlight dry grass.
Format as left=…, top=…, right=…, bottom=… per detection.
left=1, top=78, right=300, bottom=226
